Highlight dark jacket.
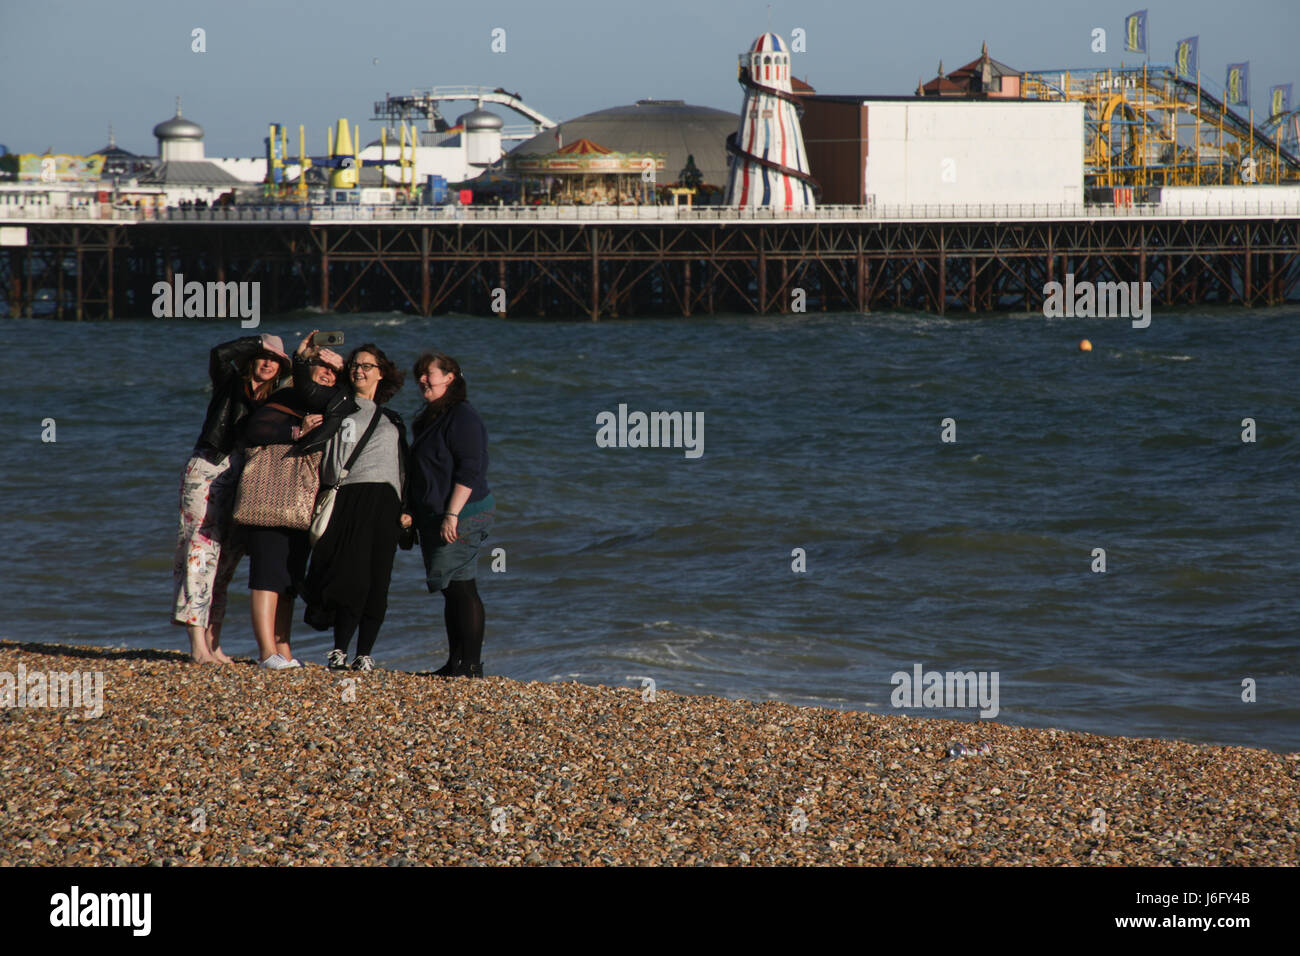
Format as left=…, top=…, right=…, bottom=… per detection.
left=193, top=336, right=272, bottom=455
left=409, top=400, right=491, bottom=524
left=242, top=386, right=310, bottom=448
left=291, top=356, right=411, bottom=512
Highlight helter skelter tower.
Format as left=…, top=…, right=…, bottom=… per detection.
left=724, top=32, right=818, bottom=210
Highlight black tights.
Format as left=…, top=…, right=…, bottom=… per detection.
left=442, top=578, right=484, bottom=668
left=334, top=607, right=383, bottom=657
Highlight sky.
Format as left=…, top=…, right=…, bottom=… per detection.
left=1, top=0, right=1296, bottom=157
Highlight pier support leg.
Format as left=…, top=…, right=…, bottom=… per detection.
left=421, top=228, right=430, bottom=315
left=106, top=239, right=114, bottom=320
left=1243, top=225, right=1252, bottom=306
left=1139, top=226, right=1146, bottom=303
left=856, top=248, right=865, bottom=313
left=74, top=241, right=83, bottom=322
left=589, top=227, right=599, bottom=322
left=56, top=245, right=64, bottom=320
left=937, top=227, right=945, bottom=316
left=498, top=259, right=507, bottom=318
left=683, top=259, right=691, bottom=317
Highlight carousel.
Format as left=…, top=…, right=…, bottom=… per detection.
left=508, top=137, right=666, bottom=204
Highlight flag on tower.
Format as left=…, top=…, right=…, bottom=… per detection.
left=1226, top=63, right=1249, bottom=106
left=1124, top=10, right=1147, bottom=54
left=1269, top=83, right=1291, bottom=118
left=1174, top=36, right=1198, bottom=80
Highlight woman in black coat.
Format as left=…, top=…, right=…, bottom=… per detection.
left=408, top=351, right=495, bottom=678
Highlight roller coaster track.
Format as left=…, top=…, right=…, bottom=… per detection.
left=1163, top=70, right=1300, bottom=170
left=1022, top=65, right=1300, bottom=181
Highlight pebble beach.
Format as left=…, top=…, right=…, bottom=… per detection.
left=1, top=641, right=1296, bottom=866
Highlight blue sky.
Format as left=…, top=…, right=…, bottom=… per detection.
left=1, top=0, right=1295, bottom=156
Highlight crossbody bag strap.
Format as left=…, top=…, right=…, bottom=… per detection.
left=266, top=402, right=305, bottom=419
left=336, top=408, right=384, bottom=484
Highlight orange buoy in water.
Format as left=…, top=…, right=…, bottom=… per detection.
left=1079, top=339, right=1093, bottom=352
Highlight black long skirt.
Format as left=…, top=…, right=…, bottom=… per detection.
left=302, top=482, right=401, bottom=631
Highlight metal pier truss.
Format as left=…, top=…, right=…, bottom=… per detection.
left=4, top=217, right=1297, bottom=319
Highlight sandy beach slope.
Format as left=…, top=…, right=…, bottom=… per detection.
left=1, top=642, right=1295, bottom=866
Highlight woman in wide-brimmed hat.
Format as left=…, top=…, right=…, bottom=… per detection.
left=172, top=333, right=291, bottom=664
left=235, top=332, right=341, bottom=669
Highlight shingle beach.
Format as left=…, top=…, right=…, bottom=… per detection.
left=1, top=642, right=1296, bottom=866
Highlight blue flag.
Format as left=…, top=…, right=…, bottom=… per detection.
left=1175, top=36, right=1198, bottom=80
left=1270, top=84, right=1292, bottom=118
left=1226, top=63, right=1249, bottom=107
left=1124, top=10, right=1147, bottom=54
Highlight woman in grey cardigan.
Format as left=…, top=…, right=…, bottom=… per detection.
left=295, top=339, right=412, bottom=671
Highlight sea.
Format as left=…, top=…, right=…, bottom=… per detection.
left=1, top=308, right=1296, bottom=752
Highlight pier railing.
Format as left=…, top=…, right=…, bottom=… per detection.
left=4, top=200, right=1300, bottom=224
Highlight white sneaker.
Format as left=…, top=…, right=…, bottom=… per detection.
left=260, top=654, right=299, bottom=670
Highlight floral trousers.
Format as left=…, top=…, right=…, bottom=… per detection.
left=172, top=450, right=246, bottom=628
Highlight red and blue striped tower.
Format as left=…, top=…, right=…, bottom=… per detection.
left=724, top=32, right=817, bottom=210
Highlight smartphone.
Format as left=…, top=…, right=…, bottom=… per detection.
left=316, top=330, right=345, bottom=347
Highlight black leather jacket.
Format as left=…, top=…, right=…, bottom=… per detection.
left=291, top=356, right=411, bottom=512
left=193, top=336, right=271, bottom=455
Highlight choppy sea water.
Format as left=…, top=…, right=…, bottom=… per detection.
left=1, top=308, right=1296, bottom=752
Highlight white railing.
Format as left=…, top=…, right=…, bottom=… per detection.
left=3, top=200, right=1299, bottom=224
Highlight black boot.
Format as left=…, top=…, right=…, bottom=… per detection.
left=440, top=580, right=482, bottom=677
left=433, top=650, right=460, bottom=677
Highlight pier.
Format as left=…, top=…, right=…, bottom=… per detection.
left=3, top=203, right=1298, bottom=319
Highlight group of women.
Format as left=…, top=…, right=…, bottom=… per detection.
left=170, top=330, right=494, bottom=677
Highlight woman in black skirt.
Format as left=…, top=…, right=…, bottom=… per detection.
left=295, top=336, right=412, bottom=671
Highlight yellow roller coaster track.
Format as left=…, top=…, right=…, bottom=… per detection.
left=1020, top=65, right=1300, bottom=188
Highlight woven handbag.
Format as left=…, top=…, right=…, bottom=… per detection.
left=232, top=444, right=323, bottom=530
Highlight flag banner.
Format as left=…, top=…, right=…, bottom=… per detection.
left=1124, top=10, right=1147, bottom=54
left=1269, top=83, right=1292, bottom=118
left=1175, top=36, right=1198, bottom=80
left=1226, top=62, right=1249, bottom=106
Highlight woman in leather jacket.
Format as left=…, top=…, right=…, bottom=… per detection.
left=173, top=333, right=291, bottom=663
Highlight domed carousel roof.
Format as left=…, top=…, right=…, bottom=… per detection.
left=509, top=99, right=739, bottom=188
